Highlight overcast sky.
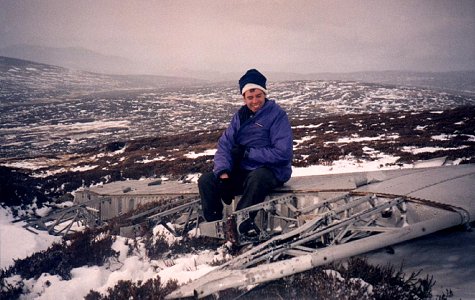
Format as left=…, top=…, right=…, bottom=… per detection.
left=0, top=0, right=474, bottom=75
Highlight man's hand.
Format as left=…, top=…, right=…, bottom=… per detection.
left=218, top=176, right=234, bottom=205
left=231, top=144, right=247, bottom=163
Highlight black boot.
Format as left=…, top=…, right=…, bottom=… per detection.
left=238, top=218, right=260, bottom=238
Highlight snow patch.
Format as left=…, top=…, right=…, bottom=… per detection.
left=0, top=207, right=61, bottom=269
left=184, top=149, right=216, bottom=159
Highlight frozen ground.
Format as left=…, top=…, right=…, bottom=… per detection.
left=2, top=58, right=474, bottom=159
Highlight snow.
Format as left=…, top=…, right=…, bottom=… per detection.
left=29, top=165, right=99, bottom=178
left=184, top=149, right=216, bottom=159
left=135, top=156, right=168, bottom=163
left=430, top=133, right=475, bottom=142
left=327, top=134, right=399, bottom=144
left=401, top=145, right=469, bottom=154
left=293, top=135, right=317, bottom=148
left=293, top=123, right=324, bottom=129
left=0, top=208, right=61, bottom=269
left=1, top=158, right=474, bottom=299
left=292, top=154, right=403, bottom=177
left=0, top=210, right=224, bottom=299
left=3, top=120, right=131, bottom=135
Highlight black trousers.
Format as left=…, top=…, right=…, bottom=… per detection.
left=198, top=167, right=280, bottom=222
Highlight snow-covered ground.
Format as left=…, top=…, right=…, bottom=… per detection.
left=2, top=62, right=474, bottom=160
left=1, top=157, right=474, bottom=299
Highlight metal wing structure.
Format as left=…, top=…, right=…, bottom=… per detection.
left=20, top=164, right=475, bottom=298
left=167, top=164, right=475, bottom=299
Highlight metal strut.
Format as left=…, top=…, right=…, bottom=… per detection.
left=118, top=196, right=202, bottom=238
left=168, top=190, right=473, bottom=299
left=222, top=193, right=406, bottom=269
left=166, top=192, right=419, bottom=299
left=22, top=199, right=104, bottom=236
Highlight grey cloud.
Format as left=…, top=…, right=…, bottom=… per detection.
left=0, top=0, right=473, bottom=74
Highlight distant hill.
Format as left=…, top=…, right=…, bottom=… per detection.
left=2, top=45, right=474, bottom=95
left=0, top=56, right=205, bottom=103
left=306, top=70, right=475, bottom=95
left=0, top=44, right=140, bottom=75
left=162, top=69, right=475, bottom=95
left=261, top=70, right=475, bottom=95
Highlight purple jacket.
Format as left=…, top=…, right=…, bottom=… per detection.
left=213, top=99, right=293, bottom=183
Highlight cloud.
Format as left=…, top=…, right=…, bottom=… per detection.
left=0, top=0, right=473, bottom=74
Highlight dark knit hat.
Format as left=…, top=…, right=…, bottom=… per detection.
left=239, top=69, right=268, bottom=95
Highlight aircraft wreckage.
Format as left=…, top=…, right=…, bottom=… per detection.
left=24, top=163, right=475, bottom=298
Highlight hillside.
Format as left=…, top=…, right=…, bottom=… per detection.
left=1, top=58, right=475, bottom=207
left=1, top=57, right=474, bottom=161
left=2, top=45, right=475, bottom=94
left=0, top=45, right=139, bottom=75
left=0, top=56, right=204, bottom=104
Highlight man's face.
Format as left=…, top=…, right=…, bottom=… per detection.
left=243, top=88, right=265, bottom=113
